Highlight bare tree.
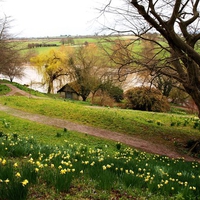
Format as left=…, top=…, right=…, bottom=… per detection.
left=0, top=15, right=11, bottom=71
left=68, top=45, right=106, bottom=101
left=0, top=14, right=25, bottom=82
left=101, top=0, right=200, bottom=117
left=1, top=51, right=25, bottom=82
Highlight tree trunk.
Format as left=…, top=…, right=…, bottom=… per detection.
left=184, top=87, right=200, bottom=118
left=47, top=79, right=54, bottom=94
left=82, top=96, right=87, bottom=101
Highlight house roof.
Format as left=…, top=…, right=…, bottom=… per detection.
left=57, top=82, right=79, bottom=94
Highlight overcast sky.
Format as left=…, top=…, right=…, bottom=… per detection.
left=0, top=0, right=121, bottom=37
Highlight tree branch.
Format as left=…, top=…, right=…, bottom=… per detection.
left=167, top=0, right=181, bottom=27
left=131, top=0, right=169, bottom=41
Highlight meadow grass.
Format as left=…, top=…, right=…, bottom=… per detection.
left=0, top=124, right=199, bottom=199
left=1, top=91, right=200, bottom=199
left=0, top=84, right=11, bottom=95
left=0, top=111, right=117, bottom=152
left=0, top=95, right=200, bottom=150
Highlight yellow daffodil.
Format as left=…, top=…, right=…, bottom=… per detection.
left=51, top=164, right=54, bottom=168
left=13, top=162, right=18, bottom=167
left=35, top=168, right=39, bottom=172
left=2, top=159, right=6, bottom=165
left=60, top=169, right=67, bottom=174
left=4, top=179, right=9, bottom=184
left=21, top=179, right=29, bottom=187
left=15, top=172, right=21, bottom=178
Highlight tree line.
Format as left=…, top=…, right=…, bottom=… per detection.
left=27, top=43, right=57, bottom=48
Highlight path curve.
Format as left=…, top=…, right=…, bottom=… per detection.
left=0, top=83, right=197, bottom=161
left=3, top=83, right=35, bottom=97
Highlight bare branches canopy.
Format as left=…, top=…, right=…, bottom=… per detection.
left=102, top=0, right=200, bottom=117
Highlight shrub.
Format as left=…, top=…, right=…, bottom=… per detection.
left=107, top=85, right=124, bottom=103
left=124, top=87, right=170, bottom=112
left=100, top=82, right=124, bottom=103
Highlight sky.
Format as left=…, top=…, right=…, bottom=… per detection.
left=0, top=0, right=120, bottom=38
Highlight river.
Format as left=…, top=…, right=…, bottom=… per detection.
left=0, top=65, right=141, bottom=93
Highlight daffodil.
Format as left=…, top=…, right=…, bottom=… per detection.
left=60, top=169, right=67, bottom=174
left=13, top=162, right=18, bottom=167
left=35, top=168, right=39, bottom=172
left=21, top=179, right=29, bottom=187
left=15, top=172, right=21, bottom=178
left=177, top=172, right=182, bottom=176
left=106, top=164, right=111, bottom=168
left=4, top=179, right=9, bottom=184
left=2, top=159, right=6, bottom=165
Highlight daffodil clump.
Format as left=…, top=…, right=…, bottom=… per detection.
left=0, top=134, right=200, bottom=200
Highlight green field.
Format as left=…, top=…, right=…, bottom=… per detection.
left=14, top=35, right=137, bottom=54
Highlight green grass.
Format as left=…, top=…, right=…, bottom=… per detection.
left=0, top=111, right=117, bottom=152
left=0, top=80, right=49, bottom=97
left=0, top=96, right=200, bottom=150
left=0, top=84, right=11, bottom=95
left=1, top=86, right=200, bottom=199
left=0, top=126, right=199, bottom=199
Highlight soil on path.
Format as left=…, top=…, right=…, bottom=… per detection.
left=0, top=83, right=197, bottom=162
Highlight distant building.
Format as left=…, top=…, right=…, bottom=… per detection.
left=57, top=82, right=80, bottom=100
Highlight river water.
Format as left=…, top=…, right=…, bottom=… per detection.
left=0, top=65, right=141, bottom=94
left=0, top=65, right=46, bottom=93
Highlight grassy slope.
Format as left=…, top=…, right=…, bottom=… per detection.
left=0, top=94, right=200, bottom=154
left=1, top=84, right=200, bottom=199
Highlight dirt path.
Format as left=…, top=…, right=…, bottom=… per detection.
left=0, top=83, right=197, bottom=161
left=3, top=83, right=35, bottom=97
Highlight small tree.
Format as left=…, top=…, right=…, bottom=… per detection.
left=2, top=63, right=24, bottom=82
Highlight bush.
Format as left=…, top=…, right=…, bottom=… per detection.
left=107, top=85, right=124, bottom=103
left=124, top=87, right=170, bottom=112
left=100, top=82, right=124, bottom=103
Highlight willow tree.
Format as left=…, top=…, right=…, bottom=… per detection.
left=30, top=47, right=72, bottom=93
left=102, top=0, right=200, bottom=117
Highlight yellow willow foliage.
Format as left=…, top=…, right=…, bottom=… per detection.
left=30, top=46, right=74, bottom=79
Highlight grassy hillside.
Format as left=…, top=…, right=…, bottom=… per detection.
left=1, top=84, right=200, bottom=199
left=0, top=94, right=200, bottom=153
left=0, top=110, right=200, bottom=199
